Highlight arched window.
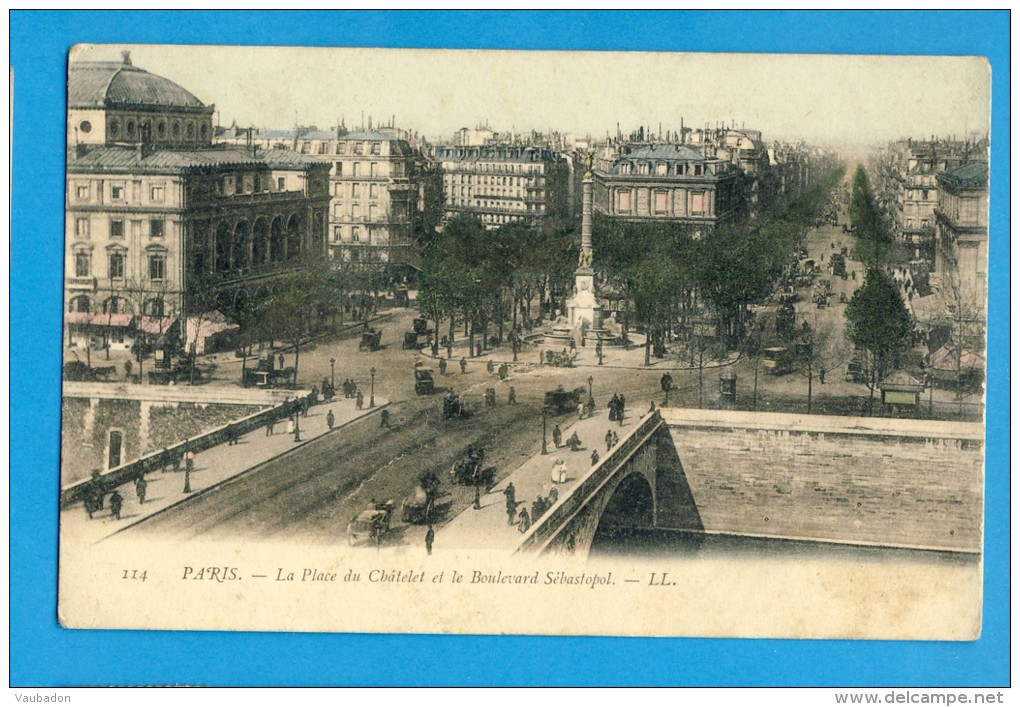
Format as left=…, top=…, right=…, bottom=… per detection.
left=172, top=121, right=181, bottom=138
left=69, top=295, right=91, bottom=313
left=143, top=298, right=165, bottom=317
left=102, top=296, right=131, bottom=314
left=108, top=118, right=119, bottom=138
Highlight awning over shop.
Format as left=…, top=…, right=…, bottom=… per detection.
left=65, top=312, right=135, bottom=327
left=931, top=344, right=985, bottom=372
left=137, top=316, right=178, bottom=335
left=186, top=310, right=239, bottom=355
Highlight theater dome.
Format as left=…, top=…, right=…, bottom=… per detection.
left=68, top=52, right=215, bottom=148
left=69, top=55, right=206, bottom=110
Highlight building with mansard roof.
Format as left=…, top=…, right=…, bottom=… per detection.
left=934, top=161, right=988, bottom=319
left=435, top=144, right=570, bottom=230
left=592, top=142, right=741, bottom=239
left=217, top=125, right=438, bottom=270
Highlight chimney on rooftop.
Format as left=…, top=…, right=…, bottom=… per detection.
left=121, top=50, right=132, bottom=66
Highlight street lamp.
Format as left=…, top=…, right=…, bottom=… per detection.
left=587, top=375, right=594, bottom=406
left=293, top=406, right=302, bottom=443
left=330, top=357, right=336, bottom=389
left=369, top=367, right=376, bottom=408
left=541, top=407, right=549, bottom=455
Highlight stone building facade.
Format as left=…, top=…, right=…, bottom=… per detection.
left=934, top=161, right=989, bottom=319
left=435, top=145, right=570, bottom=230
left=592, top=143, right=741, bottom=238
left=218, top=126, right=437, bottom=269
left=64, top=56, right=330, bottom=353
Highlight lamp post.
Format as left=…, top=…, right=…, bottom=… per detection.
left=369, top=367, right=376, bottom=408
left=330, top=357, right=336, bottom=389
left=587, top=375, right=594, bottom=406
left=541, top=407, right=549, bottom=455
left=293, top=406, right=301, bottom=443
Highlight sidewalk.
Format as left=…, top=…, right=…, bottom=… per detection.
left=61, top=395, right=389, bottom=545
left=439, top=402, right=648, bottom=552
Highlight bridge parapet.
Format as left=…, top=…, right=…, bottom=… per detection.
left=516, top=410, right=666, bottom=555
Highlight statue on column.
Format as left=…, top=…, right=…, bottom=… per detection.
left=583, top=150, right=595, bottom=180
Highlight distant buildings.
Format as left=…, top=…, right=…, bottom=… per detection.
left=589, top=125, right=811, bottom=238
left=934, top=161, right=988, bottom=318
left=65, top=54, right=330, bottom=354
left=592, top=143, right=741, bottom=238
left=435, top=144, right=570, bottom=230
left=875, top=138, right=984, bottom=261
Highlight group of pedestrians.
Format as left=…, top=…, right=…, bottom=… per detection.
left=502, top=481, right=559, bottom=535
left=608, top=393, right=627, bottom=425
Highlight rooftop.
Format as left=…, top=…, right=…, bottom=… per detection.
left=940, top=161, right=988, bottom=189
left=69, top=58, right=208, bottom=111
left=68, top=145, right=327, bottom=173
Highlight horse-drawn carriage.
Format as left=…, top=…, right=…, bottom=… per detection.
left=449, top=447, right=495, bottom=488
left=544, top=386, right=587, bottom=414
left=442, top=391, right=468, bottom=419
left=346, top=500, right=395, bottom=546
left=359, top=329, right=383, bottom=351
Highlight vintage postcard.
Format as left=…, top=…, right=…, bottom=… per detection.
left=58, top=44, right=989, bottom=639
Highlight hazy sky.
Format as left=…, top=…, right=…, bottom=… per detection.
left=72, top=44, right=991, bottom=148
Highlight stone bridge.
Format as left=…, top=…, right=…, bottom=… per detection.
left=517, top=408, right=984, bottom=557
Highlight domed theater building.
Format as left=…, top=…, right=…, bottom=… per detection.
left=64, top=52, right=330, bottom=355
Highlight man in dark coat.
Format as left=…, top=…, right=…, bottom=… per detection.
left=109, top=490, right=124, bottom=520
left=135, top=475, right=147, bottom=505
left=425, top=525, right=435, bottom=556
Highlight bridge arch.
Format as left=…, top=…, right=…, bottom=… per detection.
left=593, top=471, right=655, bottom=536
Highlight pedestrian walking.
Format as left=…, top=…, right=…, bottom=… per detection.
left=505, top=488, right=520, bottom=526
left=611, top=431, right=619, bottom=448
left=380, top=409, right=390, bottom=428
left=578, top=401, right=586, bottom=421
left=606, top=429, right=614, bottom=451
left=819, top=368, right=826, bottom=384
left=460, top=357, right=467, bottom=374
left=326, top=409, right=335, bottom=430
left=278, top=353, right=285, bottom=370
left=161, top=447, right=171, bottom=472
left=618, top=394, right=626, bottom=426
left=439, top=357, right=447, bottom=375
left=109, top=490, right=123, bottom=520
left=552, top=424, right=562, bottom=448
left=518, top=507, right=531, bottom=533
left=566, top=431, right=582, bottom=452
left=503, top=482, right=516, bottom=508
left=266, top=417, right=275, bottom=436
left=356, top=391, right=364, bottom=410
left=300, top=397, right=309, bottom=417
left=425, top=525, right=435, bottom=556
left=507, top=386, right=517, bottom=405
left=135, top=475, right=147, bottom=505
left=487, top=359, right=495, bottom=376
left=591, top=449, right=600, bottom=466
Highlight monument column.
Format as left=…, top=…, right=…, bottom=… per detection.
left=568, top=151, right=599, bottom=329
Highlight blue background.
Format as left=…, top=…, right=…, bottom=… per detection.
left=10, top=10, right=1009, bottom=687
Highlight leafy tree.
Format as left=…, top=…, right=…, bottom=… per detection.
left=849, top=165, right=893, bottom=267
left=844, top=268, right=913, bottom=414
